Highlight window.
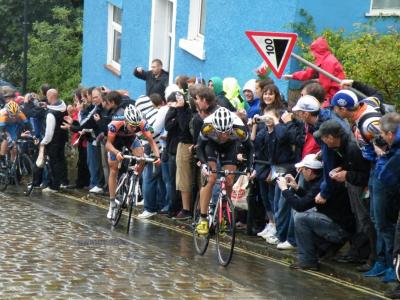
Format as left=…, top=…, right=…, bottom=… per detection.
left=179, top=0, right=206, bottom=60
left=107, top=4, right=122, bottom=72
left=367, top=0, right=400, bottom=16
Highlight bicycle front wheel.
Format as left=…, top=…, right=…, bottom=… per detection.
left=0, top=169, right=8, bottom=191
left=112, top=174, right=128, bottom=227
left=193, top=195, right=210, bottom=255
left=215, top=196, right=236, bottom=266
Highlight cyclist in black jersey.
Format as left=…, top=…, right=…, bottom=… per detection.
left=196, top=107, right=254, bottom=235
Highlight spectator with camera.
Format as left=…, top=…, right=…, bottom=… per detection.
left=276, top=153, right=354, bottom=270
left=253, top=84, right=296, bottom=248
left=165, top=87, right=194, bottom=219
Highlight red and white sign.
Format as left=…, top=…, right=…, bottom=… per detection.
left=245, top=31, right=297, bottom=78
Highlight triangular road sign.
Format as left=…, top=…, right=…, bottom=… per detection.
left=245, top=31, right=297, bottom=78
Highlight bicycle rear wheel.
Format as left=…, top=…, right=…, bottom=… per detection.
left=112, top=174, right=128, bottom=227
left=193, top=195, right=210, bottom=255
left=216, top=196, right=236, bottom=266
left=17, top=154, right=34, bottom=195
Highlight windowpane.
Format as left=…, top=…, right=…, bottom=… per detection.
left=372, top=0, right=400, bottom=9
left=113, top=6, right=122, bottom=25
left=199, top=0, right=206, bottom=35
left=113, top=30, right=121, bottom=64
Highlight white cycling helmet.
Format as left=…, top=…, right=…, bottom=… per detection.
left=124, top=104, right=143, bottom=125
left=212, top=107, right=234, bottom=133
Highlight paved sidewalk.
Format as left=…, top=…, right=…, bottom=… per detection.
left=62, top=188, right=395, bottom=294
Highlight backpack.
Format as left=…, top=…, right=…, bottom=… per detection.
left=359, top=96, right=395, bottom=115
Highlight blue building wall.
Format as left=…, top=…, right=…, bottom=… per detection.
left=82, top=0, right=153, bottom=96
left=82, top=0, right=398, bottom=99
left=173, top=0, right=298, bottom=96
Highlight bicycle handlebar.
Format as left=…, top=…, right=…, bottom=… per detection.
left=123, top=155, right=156, bottom=163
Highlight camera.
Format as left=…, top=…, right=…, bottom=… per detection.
left=254, top=115, right=271, bottom=124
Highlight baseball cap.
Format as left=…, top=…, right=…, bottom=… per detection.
left=164, top=84, right=180, bottom=100
left=313, top=119, right=345, bottom=140
left=331, top=90, right=358, bottom=109
left=295, top=154, right=323, bottom=170
left=292, top=95, right=320, bottom=112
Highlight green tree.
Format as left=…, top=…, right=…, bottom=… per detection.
left=0, top=0, right=82, bottom=88
left=28, top=6, right=82, bottom=101
left=289, top=9, right=400, bottom=105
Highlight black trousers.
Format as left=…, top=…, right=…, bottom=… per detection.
left=168, top=153, right=182, bottom=213
left=46, top=141, right=68, bottom=190
left=76, top=143, right=90, bottom=188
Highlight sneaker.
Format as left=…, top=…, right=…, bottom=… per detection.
left=267, top=224, right=277, bottom=238
left=363, top=261, right=387, bottom=277
left=107, top=201, right=116, bottom=220
left=60, top=184, right=69, bottom=189
left=174, top=209, right=192, bottom=220
left=196, top=220, right=209, bottom=235
left=395, top=253, right=400, bottom=281
left=89, top=186, right=104, bottom=194
left=382, top=267, right=397, bottom=283
left=42, top=187, right=59, bottom=193
left=384, top=284, right=400, bottom=299
left=137, top=210, right=157, bottom=219
left=257, top=224, right=270, bottom=237
left=265, top=235, right=279, bottom=245
left=277, top=241, right=295, bottom=250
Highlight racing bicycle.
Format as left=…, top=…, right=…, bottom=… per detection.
left=111, top=154, right=155, bottom=233
left=193, top=169, right=246, bottom=266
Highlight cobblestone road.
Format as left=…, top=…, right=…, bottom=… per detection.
left=0, top=191, right=381, bottom=299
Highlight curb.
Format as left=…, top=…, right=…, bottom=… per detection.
left=61, top=188, right=394, bottom=294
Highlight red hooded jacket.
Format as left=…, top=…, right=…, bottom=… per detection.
left=292, top=37, right=345, bottom=106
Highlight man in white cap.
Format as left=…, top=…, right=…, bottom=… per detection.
left=292, top=95, right=322, bottom=158
left=276, top=153, right=354, bottom=270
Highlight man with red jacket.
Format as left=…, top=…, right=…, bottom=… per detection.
left=284, top=37, right=345, bottom=107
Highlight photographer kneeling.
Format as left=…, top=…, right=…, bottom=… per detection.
left=276, top=152, right=353, bottom=271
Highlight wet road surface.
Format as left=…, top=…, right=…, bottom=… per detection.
left=0, top=190, right=384, bottom=299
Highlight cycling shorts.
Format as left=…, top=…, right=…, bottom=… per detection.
left=108, top=136, right=142, bottom=161
left=4, top=124, right=19, bottom=142
left=204, top=140, right=238, bottom=166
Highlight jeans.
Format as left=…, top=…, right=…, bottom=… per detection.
left=294, top=210, right=349, bottom=266
left=258, top=179, right=271, bottom=215
left=274, top=185, right=295, bottom=244
left=86, top=143, right=104, bottom=188
left=143, top=144, right=167, bottom=212
left=372, top=176, right=398, bottom=266
left=369, top=167, right=386, bottom=266
left=161, top=159, right=170, bottom=211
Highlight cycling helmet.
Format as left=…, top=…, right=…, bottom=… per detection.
left=124, top=104, right=143, bottom=125
left=5, top=101, right=19, bottom=115
left=212, top=107, right=234, bottom=133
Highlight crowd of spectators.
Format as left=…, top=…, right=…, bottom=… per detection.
left=1, top=37, right=399, bottom=298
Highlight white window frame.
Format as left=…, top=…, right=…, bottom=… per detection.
left=107, top=4, right=122, bottom=72
left=179, top=0, right=206, bottom=60
left=366, top=0, right=400, bottom=16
